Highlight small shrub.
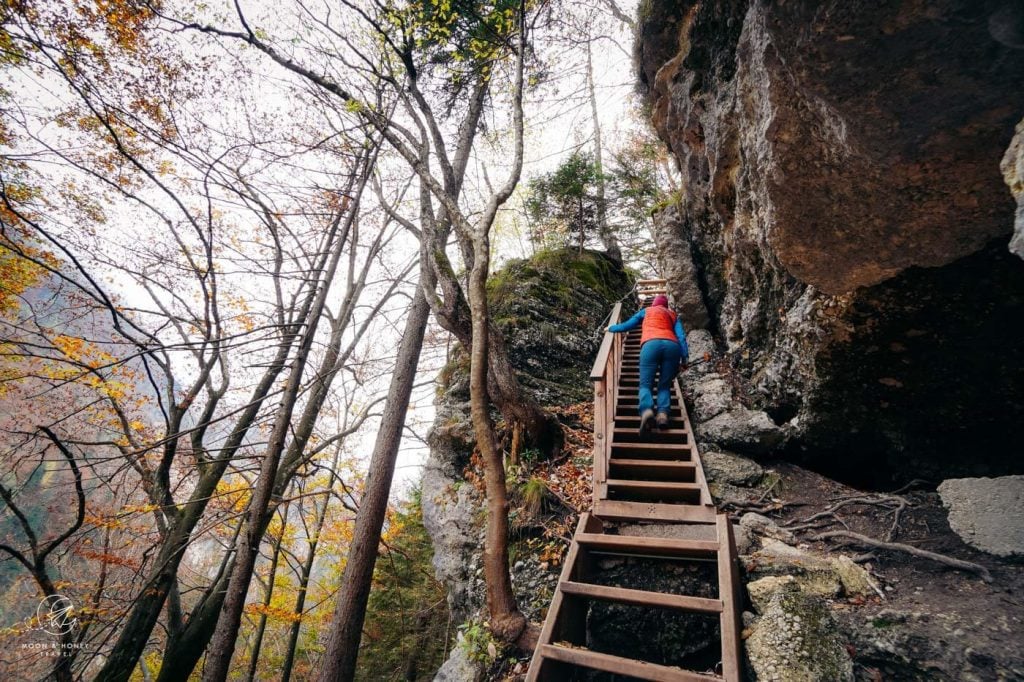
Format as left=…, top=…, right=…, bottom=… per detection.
left=458, top=619, right=502, bottom=663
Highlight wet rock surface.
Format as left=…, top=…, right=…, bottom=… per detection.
left=938, top=475, right=1024, bottom=557
left=639, top=0, right=1024, bottom=482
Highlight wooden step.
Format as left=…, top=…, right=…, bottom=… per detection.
left=538, top=644, right=722, bottom=682
left=607, top=479, right=702, bottom=503
left=595, top=500, right=718, bottom=524
left=618, top=396, right=682, bottom=407
left=617, top=413, right=688, bottom=425
left=613, top=427, right=688, bottom=443
left=616, top=406, right=683, bottom=418
left=559, top=581, right=723, bottom=614
left=575, top=532, right=717, bottom=559
left=608, top=459, right=696, bottom=482
left=611, top=442, right=691, bottom=459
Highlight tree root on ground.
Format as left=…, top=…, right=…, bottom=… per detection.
left=810, top=530, right=994, bottom=583
left=786, top=493, right=909, bottom=541
left=785, top=511, right=848, bottom=533
left=723, top=500, right=806, bottom=515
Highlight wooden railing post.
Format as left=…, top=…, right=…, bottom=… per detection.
left=590, top=301, right=623, bottom=496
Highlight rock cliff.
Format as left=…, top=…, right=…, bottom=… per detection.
left=638, top=0, right=1024, bottom=484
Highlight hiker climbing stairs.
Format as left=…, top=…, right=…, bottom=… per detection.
left=527, top=279, right=743, bottom=681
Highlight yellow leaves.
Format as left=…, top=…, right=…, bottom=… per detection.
left=214, top=478, right=252, bottom=513
left=120, top=503, right=160, bottom=514
left=52, top=334, right=86, bottom=361
left=243, top=603, right=302, bottom=623
left=0, top=243, right=47, bottom=317
left=85, top=513, right=126, bottom=530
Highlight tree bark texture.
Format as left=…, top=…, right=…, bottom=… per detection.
left=467, top=240, right=526, bottom=642
left=316, top=286, right=431, bottom=682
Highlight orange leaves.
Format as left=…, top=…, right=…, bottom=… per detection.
left=537, top=541, right=564, bottom=568
left=77, top=548, right=140, bottom=569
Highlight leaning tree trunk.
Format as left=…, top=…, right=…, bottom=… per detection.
left=316, top=287, right=431, bottom=682
left=467, top=236, right=526, bottom=642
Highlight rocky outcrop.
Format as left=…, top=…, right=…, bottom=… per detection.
left=421, top=402, right=485, bottom=621
left=938, top=475, right=1024, bottom=557
left=839, top=608, right=1024, bottom=681
left=422, top=250, right=632, bottom=676
left=638, top=0, right=1024, bottom=483
left=652, top=203, right=710, bottom=328
left=1003, top=118, right=1024, bottom=260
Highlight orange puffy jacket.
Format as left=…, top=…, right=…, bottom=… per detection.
left=640, top=305, right=679, bottom=345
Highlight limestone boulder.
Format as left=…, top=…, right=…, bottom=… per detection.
left=690, top=376, right=733, bottom=422
left=699, top=408, right=786, bottom=455
left=638, top=0, right=1024, bottom=482
left=745, top=583, right=854, bottom=682
left=938, top=475, right=1024, bottom=557
left=681, top=328, right=715, bottom=376
left=1002, top=118, right=1024, bottom=261
left=739, top=512, right=796, bottom=545
left=433, top=644, right=484, bottom=682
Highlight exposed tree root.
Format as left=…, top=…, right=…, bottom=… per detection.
left=810, top=530, right=993, bottom=583
left=787, top=493, right=909, bottom=540
left=786, top=512, right=848, bottom=533
left=723, top=500, right=806, bottom=515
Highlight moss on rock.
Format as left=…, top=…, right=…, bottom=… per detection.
left=441, top=248, right=633, bottom=407
left=746, top=583, right=855, bottom=682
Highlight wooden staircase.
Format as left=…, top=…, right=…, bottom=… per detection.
left=526, top=280, right=743, bottom=681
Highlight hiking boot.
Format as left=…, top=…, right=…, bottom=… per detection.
left=639, top=409, right=655, bottom=438
left=656, top=412, right=669, bottom=429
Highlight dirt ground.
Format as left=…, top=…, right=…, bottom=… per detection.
left=761, top=463, right=1024, bottom=680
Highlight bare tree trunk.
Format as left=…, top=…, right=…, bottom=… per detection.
left=316, top=286, right=431, bottom=682
left=243, top=509, right=286, bottom=682
left=201, top=153, right=371, bottom=681
left=461, top=1, right=529, bottom=643
left=467, top=238, right=525, bottom=643
left=586, top=37, right=620, bottom=263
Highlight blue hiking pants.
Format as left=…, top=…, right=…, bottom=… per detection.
left=638, top=339, right=681, bottom=415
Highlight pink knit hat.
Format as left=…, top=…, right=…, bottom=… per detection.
left=652, top=294, right=669, bottom=307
